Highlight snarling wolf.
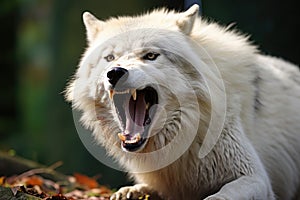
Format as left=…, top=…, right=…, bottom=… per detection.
left=66, top=5, right=300, bottom=200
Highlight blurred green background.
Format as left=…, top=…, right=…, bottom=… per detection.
left=0, top=0, right=299, bottom=189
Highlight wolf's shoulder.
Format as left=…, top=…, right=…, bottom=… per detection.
left=256, top=54, right=300, bottom=86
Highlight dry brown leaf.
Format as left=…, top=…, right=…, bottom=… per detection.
left=25, top=176, right=43, bottom=187
left=74, top=173, right=99, bottom=189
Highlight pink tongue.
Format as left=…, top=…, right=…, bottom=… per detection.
left=125, top=93, right=146, bottom=135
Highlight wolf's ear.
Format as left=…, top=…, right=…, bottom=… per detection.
left=82, top=12, right=105, bottom=43
left=176, top=4, right=199, bottom=35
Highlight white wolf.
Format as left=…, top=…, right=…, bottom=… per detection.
left=66, top=5, right=300, bottom=200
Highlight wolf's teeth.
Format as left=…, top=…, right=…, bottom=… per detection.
left=109, top=90, right=115, bottom=100
left=131, top=89, right=137, bottom=101
left=118, top=133, right=126, bottom=141
left=114, top=89, right=130, bottom=94
left=124, top=133, right=141, bottom=144
left=135, top=133, right=141, bottom=141
left=146, top=103, right=150, bottom=110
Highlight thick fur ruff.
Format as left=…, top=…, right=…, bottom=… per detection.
left=66, top=5, right=300, bottom=200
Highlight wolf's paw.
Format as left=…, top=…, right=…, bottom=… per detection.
left=110, top=185, right=145, bottom=200
left=204, top=195, right=227, bottom=200
left=110, top=184, right=162, bottom=200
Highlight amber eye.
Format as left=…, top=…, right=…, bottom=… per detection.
left=143, top=52, right=160, bottom=61
left=104, top=54, right=115, bottom=62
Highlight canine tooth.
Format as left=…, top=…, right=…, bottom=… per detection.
left=109, top=90, right=114, bottom=99
left=132, top=89, right=137, bottom=101
left=146, top=103, right=150, bottom=110
left=118, top=133, right=126, bottom=141
left=135, top=133, right=141, bottom=141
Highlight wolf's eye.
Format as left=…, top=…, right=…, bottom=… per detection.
left=104, top=54, right=115, bottom=62
left=143, top=52, right=160, bottom=61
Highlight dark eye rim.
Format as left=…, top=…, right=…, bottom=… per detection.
left=143, top=52, right=160, bottom=61
left=104, top=54, right=115, bottom=62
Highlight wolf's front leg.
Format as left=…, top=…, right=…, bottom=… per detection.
left=205, top=175, right=275, bottom=200
left=110, top=183, right=164, bottom=200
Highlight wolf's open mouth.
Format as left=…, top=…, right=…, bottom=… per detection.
left=110, top=86, right=158, bottom=152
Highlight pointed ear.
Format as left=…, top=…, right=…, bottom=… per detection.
left=82, top=12, right=105, bottom=43
left=176, top=4, right=199, bottom=35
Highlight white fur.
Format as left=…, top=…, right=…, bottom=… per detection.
left=66, top=5, right=300, bottom=200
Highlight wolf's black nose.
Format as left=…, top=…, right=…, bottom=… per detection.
left=107, top=67, right=128, bottom=87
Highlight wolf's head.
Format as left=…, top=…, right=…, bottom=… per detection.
left=66, top=5, right=221, bottom=172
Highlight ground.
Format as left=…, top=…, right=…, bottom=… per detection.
left=0, top=151, right=142, bottom=200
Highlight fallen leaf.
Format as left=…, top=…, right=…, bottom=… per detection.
left=25, top=176, right=43, bottom=187
left=0, top=177, right=5, bottom=185
left=74, top=173, right=99, bottom=189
